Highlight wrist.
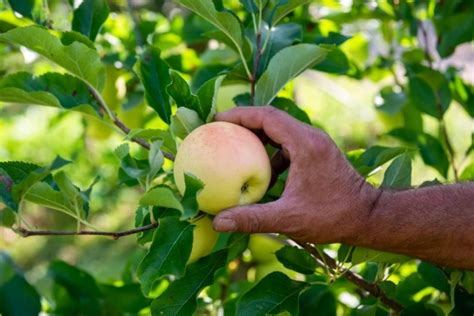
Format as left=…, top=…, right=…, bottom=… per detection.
left=341, top=183, right=384, bottom=245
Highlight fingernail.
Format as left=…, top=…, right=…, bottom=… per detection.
left=215, top=217, right=237, bottom=232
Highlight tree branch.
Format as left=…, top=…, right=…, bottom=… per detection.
left=14, top=222, right=159, bottom=240
left=298, top=242, right=404, bottom=313
left=88, top=87, right=176, bottom=161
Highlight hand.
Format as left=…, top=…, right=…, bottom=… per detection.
left=212, top=106, right=381, bottom=244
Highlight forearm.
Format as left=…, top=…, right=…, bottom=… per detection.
left=354, top=182, right=474, bottom=270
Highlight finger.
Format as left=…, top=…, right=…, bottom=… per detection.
left=213, top=201, right=285, bottom=234
left=215, top=106, right=301, bottom=146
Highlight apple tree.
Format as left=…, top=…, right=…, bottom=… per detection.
left=0, top=0, right=473, bottom=315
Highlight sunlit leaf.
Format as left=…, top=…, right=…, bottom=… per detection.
left=381, top=153, right=412, bottom=188
left=254, top=44, right=327, bottom=106
left=137, top=217, right=193, bottom=295
left=140, top=187, right=184, bottom=212
left=0, top=26, right=105, bottom=90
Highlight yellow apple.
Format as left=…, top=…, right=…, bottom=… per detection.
left=254, top=260, right=296, bottom=281
left=248, top=234, right=284, bottom=263
left=173, top=121, right=272, bottom=215
left=188, top=216, right=219, bottom=264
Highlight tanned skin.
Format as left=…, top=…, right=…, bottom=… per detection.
left=212, top=106, right=474, bottom=270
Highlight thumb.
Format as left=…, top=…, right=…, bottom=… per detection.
left=212, top=201, right=283, bottom=234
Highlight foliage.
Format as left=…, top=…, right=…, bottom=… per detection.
left=0, top=0, right=473, bottom=315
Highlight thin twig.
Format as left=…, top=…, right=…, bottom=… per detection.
left=14, top=222, right=159, bottom=240
left=297, top=242, right=404, bottom=313
left=88, top=87, right=175, bottom=161
left=250, top=32, right=263, bottom=104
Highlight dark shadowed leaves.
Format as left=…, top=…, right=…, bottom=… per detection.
left=237, top=272, right=309, bottom=316
left=275, top=246, right=316, bottom=274
left=0, top=252, right=41, bottom=316
left=71, top=0, right=109, bottom=41
left=135, top=48, right=172, bottom=124
left=151, top=250, right=228, bottom=316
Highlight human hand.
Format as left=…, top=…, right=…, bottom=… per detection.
left=212, top=106, right=381, bottom=244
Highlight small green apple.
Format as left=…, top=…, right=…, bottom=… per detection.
left=254, top=260, right=296, bottom=281
left=248, top=234, right=284, bottom=263
left=188, top=216, right=219, bottom=264
left=173, top=121, right=271, bottom=215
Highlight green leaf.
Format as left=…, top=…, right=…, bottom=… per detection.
left=226, top=233, right=250, bottom=261
left=7, top=0, right=36, bottom=20
left=450, top=76, right=474, bottom=118
left=140, top=187, right=184, bottom=212
left=170, top=107, right=204, bottom=140
left=24, top=182, right=75, bottom=214
left=418, top=262, right=450, bottom=293
left=435, top=13, right=474, bottom=58
left=148, top=141, right=164, bottom=180
left=0, top=161, right=40, bottom=184
left=255, top=23, right=303, bottom=76
left=376, top=86, right=407, bottom=115
left=0, top=72, right=99, bottom=115
left=351, top=247, right=409, bottom=265
left=0, top=26, right=105, bottom=90
left=100, top=283, right=151, bottom=314
left=0, top=253, right=41, bottom=316
left=350, top=146, right=408, bottom=177
left=254, top=44, right=327, bottom=106
left=11, top=156, right=70, bottom=208
left=460, top=162, right=474, bottom=181
left=137, top=217, right=194, bottom=295
left=237, top=271, right=308, bottom=316
left=135, top=47, right=172, bottom=124
left=275, top=246, right=316, bottom=274
left=196, top=75, right=225, bottom=122
left=126, top=129, right=177, bottom=156
left=299, top=284, right=337, bottom=316
left=381, top=153, right=412, bottom=188
left=313, top=48, right=350, bottom=75
left=270, top=0, right=311, bottom=26
left=408, top=76, right=438, bottom=118
left=151, top=249, right=228, bottom=316
left=417, top=133, right=450, bottom=178
left=176, top=0, right=243, bottom=52
left=395, top=273, right=429, bottom=306
left=271, top=97, right=311, bottom=124
left=0, top=207, right=15, bottom=227
left=167, top=70, right=200, bottom=110
left=71, top=0, right=109, bottom=41
left=48, top=261, right=102, bottom=315
left=180, top=173, right=204, bottom=220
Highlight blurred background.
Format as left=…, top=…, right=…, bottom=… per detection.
left=0, top=0, right=473, bottom=314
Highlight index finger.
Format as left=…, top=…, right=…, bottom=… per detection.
left=214, top=106, right=301, bottom=146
